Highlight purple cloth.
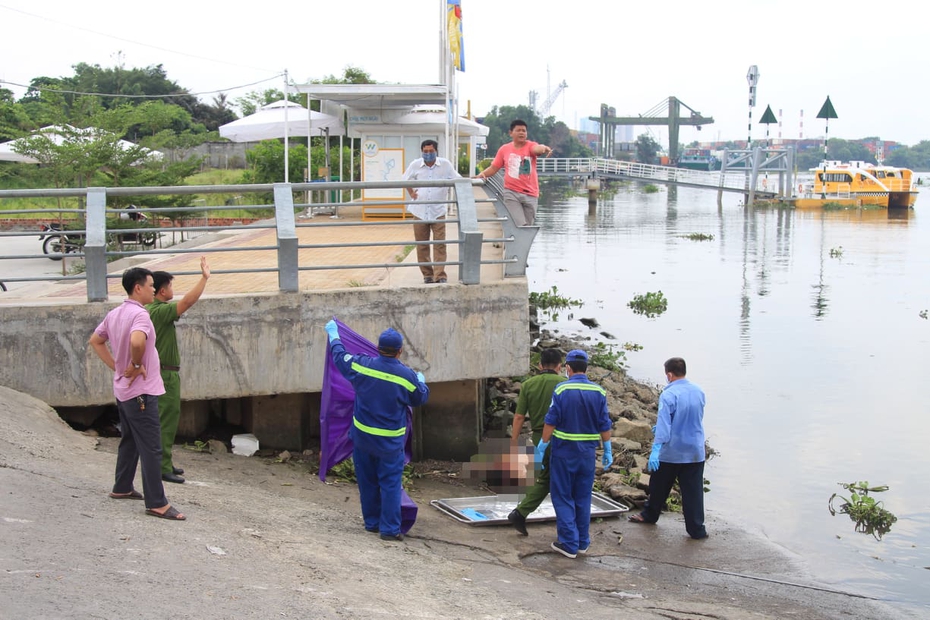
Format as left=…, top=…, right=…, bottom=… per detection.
left=320, top=318, right=418, bottom=533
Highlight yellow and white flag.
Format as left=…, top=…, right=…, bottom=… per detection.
left=447, top=0, right=465, bottom=72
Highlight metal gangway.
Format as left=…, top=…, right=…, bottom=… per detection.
left=537, top=147, right=796, bottom=200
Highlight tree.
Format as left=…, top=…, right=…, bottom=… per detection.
left=318, top=66, right=375, bottom=85
left=233, top=89, right=298, bottom=117
left=241, top=140, right=309, bottom=185
left=0, top=88, right=34, bottom=141
left=634, top=134, right=661, bottom=164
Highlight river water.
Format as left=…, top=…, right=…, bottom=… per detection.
left=528, top=178, right=930, bottom=613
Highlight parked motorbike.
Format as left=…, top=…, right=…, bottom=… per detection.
left=40, top=206, right=158, bottom=260
left=39, top=223, right=82, bottom=261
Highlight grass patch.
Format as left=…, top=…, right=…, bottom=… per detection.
left=829, top=246, right=843, bottom=258
left=395, top=244, right=415, bottom=263
left=642, top=184, right=660, bottom=193
left=681, top=232, right=715, bottom=241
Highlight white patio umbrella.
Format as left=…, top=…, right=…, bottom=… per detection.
left=0, top=125, right=162, bottom=163
left=218, top=100, right=345, bottom=142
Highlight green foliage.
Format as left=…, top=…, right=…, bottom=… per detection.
left=919, top=309, right=928, bottom=319
left=828, top=481, right=897, bottom=540
left=479, top=105, right=592, bottom=158
left=642, top=184, right=660, bottom=193
left=241, top=140, right=309, bottom=192
left=395, top=245, right=415, bottom=263
left=634, top=134, right=661, bottom=164
left=681, top=233, right=714, bottom=241
left=182, top=440, right=209, bottom=452
left=588, top=342, right=627, bottom=372
left=328, top=458, right=416, bottom=491
left=628, top=290, right=668, bottom=318
left=529, top=285, right=582, bottom=310
left=829, top=246, right=844, bottom=258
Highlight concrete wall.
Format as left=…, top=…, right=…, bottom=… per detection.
left=0, top=281, right=529, bottom=409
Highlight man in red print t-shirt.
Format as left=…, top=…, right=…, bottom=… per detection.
left=476, top=119, right=553, bottom=226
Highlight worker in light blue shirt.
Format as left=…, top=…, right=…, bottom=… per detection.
left=629, top=357, right=708, bottom=539
left=324, top=321, right=429, bottom=541
left=538, top=350, right=613, bottom=558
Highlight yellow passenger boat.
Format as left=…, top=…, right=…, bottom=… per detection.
left=794, top=161, right=918, bottom=209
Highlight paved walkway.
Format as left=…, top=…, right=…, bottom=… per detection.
left=2, top=193, right=507, bottom=304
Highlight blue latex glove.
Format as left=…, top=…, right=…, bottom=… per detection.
left=534, top=440, right=550, bottom=470
left=602, top=441, right=613, bottom=468
left=651, top=425, right=657, bottom=435
left=416, top=371, right=425, bottom=384
left=324, top=319, right=340, bottom=343
left=648, top=442, right=663, bottom=472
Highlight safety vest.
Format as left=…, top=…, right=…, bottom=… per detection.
left=349, top=361, right=414, bottom=437
left=551, top=382, right=606, bottom=441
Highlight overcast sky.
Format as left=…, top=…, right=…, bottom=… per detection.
left=1, top=0, right=926, bottom=147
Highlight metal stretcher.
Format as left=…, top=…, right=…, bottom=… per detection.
left=430, top=492, right=629, bottom=526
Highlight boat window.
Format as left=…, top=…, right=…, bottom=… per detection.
left=875, top=171, right=886, bottom=178
left=822, top=173, right=853, bottom=183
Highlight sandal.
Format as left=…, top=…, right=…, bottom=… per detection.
left=109, top=490, right=143, bottom=500
left=628, top=514, right=650, bottom=524
left=146, top=506, right=186, bottom=521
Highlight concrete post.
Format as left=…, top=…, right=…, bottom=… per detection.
left=85, top=188, right=108, bottom=302
left=454, top=179, right=483, bottom=284
left=274, top=184, right=299, bottom=292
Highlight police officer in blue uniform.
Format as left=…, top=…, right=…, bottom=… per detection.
left=325, top=320, right=429, bottom=541
left=537, top=350, right=612, bottom=558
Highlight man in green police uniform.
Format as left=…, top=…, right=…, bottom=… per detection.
left=147, top=256, right=210, bottom=484
left=507, top=348, right=564, bottom=535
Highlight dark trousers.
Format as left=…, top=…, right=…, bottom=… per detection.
left=353, top=445, right=404, bottom=536
left=640, top=461, right=707, bottom=539
left=516, top=444, right=550, bottom=517
left=114, top=394, right=168, bottom=509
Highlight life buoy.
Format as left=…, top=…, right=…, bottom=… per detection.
left=762, top=178, right=768, bottom=190
left=798, top=183, right=804, bottom=193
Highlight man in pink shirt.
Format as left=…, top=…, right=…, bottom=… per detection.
left=89, top=267, right=185, bottom=521
left=476, top=119, right=553, bottom=226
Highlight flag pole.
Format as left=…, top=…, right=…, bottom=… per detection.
left=283, top=69, right=289, bottom=183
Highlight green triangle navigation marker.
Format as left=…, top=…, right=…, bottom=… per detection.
left=816, top=96, right=838, bottom=197
left=759, top=105, right=777, bottom=124
left=816, top=96, right=838, bottom=120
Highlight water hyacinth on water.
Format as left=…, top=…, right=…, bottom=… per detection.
left=627, top=290, right=668, bottom=318
left=828, top=481, right=898, bottom=540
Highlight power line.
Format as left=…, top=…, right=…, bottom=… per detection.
left=0, top=2, right=278, bottom=74
left=0, top=75, right=284, bottom=99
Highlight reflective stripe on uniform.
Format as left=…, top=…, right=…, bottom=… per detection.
left=552, top=429, right=602, bottom=441
left=553, top=382, right=606, bottom=396
left=350, top=362, right=417, bottom=392
left=353, top=416, right=406, bottom=437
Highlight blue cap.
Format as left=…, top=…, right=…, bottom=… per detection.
left=378, top=328, right=403, bottom=349
left=565, top=349, right=588, bottom=363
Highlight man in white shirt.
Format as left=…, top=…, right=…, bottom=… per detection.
left=402, top=139, right=460, bottom=284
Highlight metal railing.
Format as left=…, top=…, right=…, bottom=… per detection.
left=537, top=157, right=782, bottom=194
left=0, top=178, right=529, bottom=302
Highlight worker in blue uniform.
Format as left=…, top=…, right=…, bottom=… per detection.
left=537, top=349, right=612, bottom=558
left=325, top=320, right=429, bottom=541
